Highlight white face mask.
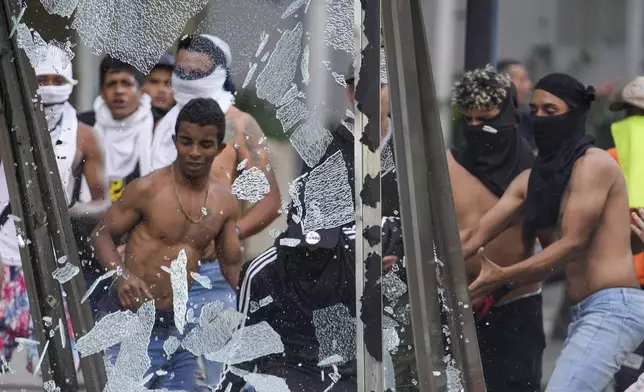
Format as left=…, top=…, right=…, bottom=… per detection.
left=171, top=67, right=234, bottom=112
left=37, top=84, right=73, bottom=105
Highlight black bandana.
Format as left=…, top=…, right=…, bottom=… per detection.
left=452, top=87, right=535, bottom=197
left=525, top=73, right=596, bottom=231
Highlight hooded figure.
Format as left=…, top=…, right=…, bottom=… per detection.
left=150, top=35, right=236, bottom=172
left=34, top=45, right=81, bottom=202
left=524, top=73, right=596, bottom=231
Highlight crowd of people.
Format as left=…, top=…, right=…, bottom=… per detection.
left=1, top=25, right=644, bottom=392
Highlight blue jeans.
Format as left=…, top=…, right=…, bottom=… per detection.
left=188, top=261, right=236, bottom=388
left=105, top=310, right=199, bottom=391
left=547, top=287, right=644, bottom=391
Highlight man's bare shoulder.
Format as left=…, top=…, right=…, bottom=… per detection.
left=573, top=148, right=622, bottom=185
left=127, top=168, right=170, bottom=197
left=208, top=176, right=237, bottom=214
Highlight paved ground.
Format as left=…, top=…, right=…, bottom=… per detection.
left=0, top=282, right=615, bottom=391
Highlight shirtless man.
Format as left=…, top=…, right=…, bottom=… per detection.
left=92, top=98, right=241, bottom=391
left=461, top=73, right=644, bottom=392
left=150, top=34, right=280, bottom=387
left=449, top=66, right=541, bottom=391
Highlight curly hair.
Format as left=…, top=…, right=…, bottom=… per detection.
left=451, top=64, right=512, bottom=110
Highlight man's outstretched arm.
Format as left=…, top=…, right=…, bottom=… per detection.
left=461, top=170, right=530, bottom=259
left=472, top=156, right=617, bottom=298
left=235, top=114, right=281, bottom=239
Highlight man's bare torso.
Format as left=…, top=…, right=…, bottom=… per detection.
left=124, top=168, right=237, bottom=310
left=537, top=148, right=638, bottom=303
left=447, top=151, right=538, bottom=302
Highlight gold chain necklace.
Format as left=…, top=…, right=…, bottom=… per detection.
left=172, top=164, right=210, bottom=224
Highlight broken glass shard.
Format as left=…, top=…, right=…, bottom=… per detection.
left=256, top=22, right=304, bottom=105
left=237, top=159, right=249, bottom=171
left=301, top=44, right=310, bottom=85
left=302, top=151, right=355, bottom=232
left=44, top=380, right=61, bottom=392
left=276, top=99, right=308, bottom=134
left=40, top=0, right=79, bottom=18
left=183, top=306, right=244, bottom=358
left=163, top=335, right=180, bottom=358
left=324, top=0, right=354, bottom=53
left=190, top=271, right=212, bottom=290
left=71, top=0, right=210, bottom=73
left=279, top=238, right=301, bottom=247
left=290, top=119, right=333, bottom=168
left=169, top=250, right=189, bottom=334
left=113, top=301, right=155, bottom=382
left=312, top=303, right=356, bottom=364
left=207, top=321, right=284, bottom=364
left=244, top=373, right=291, bottom=392
left=231, top=167, right=271, bottom=203
left=331, top=72, right=346, bottom=87
left=382, top=270, right=407, bottom=303
left=81, top=269, right=117, bottom=304
left=255, top=32, right=270, bottom=57
left=242, top=63, right=258, bottom=89
left=259, top=296, right=273, bottom=307
left=282, top=0, right=309, bottom=19
left=52, top=262, right=80, bottom=284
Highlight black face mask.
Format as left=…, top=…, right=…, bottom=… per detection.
left=452, top=87, right=535, bottom=198
left=531, top=109, right=587, bottom=160
left=524, top=107, right=594, bottom=231
left=462, top=123, right=517, bottom=156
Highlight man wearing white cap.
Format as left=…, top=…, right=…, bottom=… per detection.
left=151, top=34, right=281, bottom=388
left=0, top=45, right=108, bottom=372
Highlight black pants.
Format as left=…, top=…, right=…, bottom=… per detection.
left=476, top=294, right=546, bottom=392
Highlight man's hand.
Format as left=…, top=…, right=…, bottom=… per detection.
left=116, top=273, right=153, bottom=310
left=632, top=209, right=644, bottom=243
left=383, top=255, right=398, bottom=270
left=468, top=248, right=509, bottom=302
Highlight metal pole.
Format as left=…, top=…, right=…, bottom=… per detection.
left=464, top=0, right=498, bottom=70
left=383, top=0, right=486, bottom=391
left=0, top=1, right=106, bottom=390
left=354, top=0, right=382, bottom=391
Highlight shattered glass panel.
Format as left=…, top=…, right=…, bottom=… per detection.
left=324, top=0, right=354, bottom=54
left=290, top=118, right=333, bottom=168
left=168, top=249, right=189, bottom=335
left=71, top=0, right=210, bottom=72
left=190, top=271, right=212, bottom=290
left=182, top=306, right=244, bottom=358
left=244, top=373, right=291, bottom=392
left=282, top=0, right=309, bottom=19
left=302, top=151, right=355, bottom=232
left=382, top=270, right=407, bottom=303
left=15, top=25, right=75, bottom=70
left=381, top=142, right=395, bottom=175
left=113, top=301, right=156, bottom=382
left=40, top=0, right=79, bottom=18
left=231, top=167, right=271, bottom=203
left=312, top=303, right=356, bottom=364
left=255, top=22, right=304, bottom=105
left=207, top=321, right=284, bottom=364
left=276, top=98, right=309, bottom=134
